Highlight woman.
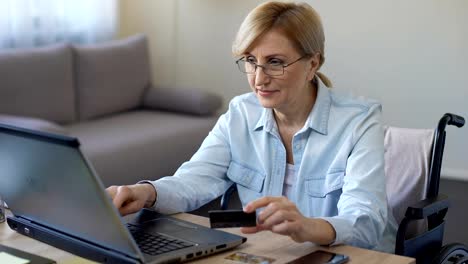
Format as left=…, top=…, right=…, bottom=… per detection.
left=107, top=1, right=397, bottom=253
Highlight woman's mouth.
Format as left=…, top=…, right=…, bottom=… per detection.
left=257, top=89, right=278, bottom=97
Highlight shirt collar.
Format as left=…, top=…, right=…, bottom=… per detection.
left=304, top=79, right=331, bottom=135
left=254, top=107, right=275, bottom=132
left=254, top=78, right=331, bottom=135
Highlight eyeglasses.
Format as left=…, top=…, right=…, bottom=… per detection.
left=235, top=55, right=307, bottom=76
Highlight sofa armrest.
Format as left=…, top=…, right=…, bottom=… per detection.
left=142, top=87, right=223, bottom=116
left=0, top=114, right=69, bottom=135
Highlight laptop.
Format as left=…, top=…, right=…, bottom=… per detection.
left=0, top=123, right=246, bottom=264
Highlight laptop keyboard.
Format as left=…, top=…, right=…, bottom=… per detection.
left=127, top=224, right=195, bottom=256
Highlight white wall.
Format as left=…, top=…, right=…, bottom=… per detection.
left=119, top=0, right=178, bottom=87
left=120, top=0, right=468, bottom=180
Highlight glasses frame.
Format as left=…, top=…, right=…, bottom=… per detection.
left=235, top=55, right=307, bottom=76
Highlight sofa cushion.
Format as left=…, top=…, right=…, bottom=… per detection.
left=73, top=34, right=151, bottom=120
left=65, top=110, right=218, bottom=186
left=143, top=87, right=223, bottom=116
left=0, top=44, right=75, bottom=123
left=0, top=114, right=69, bottom=135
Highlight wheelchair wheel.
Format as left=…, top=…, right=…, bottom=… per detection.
left=432, top=243, right=468, bottom=264
left=454, top=256, right=468, bottom=264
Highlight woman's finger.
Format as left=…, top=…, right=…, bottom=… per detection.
left=244, top=196, right=284, bottom=213
left=240, top=225, right=267, bottom=234
left=261, top=209, right=296, bottom=229
left=106, top=185, right=118, bottom=199
left=119, top=200, right=142, bottom=216
left=257, top=197, right=293, bottom=224
left=257, top=201, right=281, bottom=224
left=240, top=226, right=260, bottom=234
left=112, top=186, right=132, bottom=209
left=270, top=220, right=293, bottom=236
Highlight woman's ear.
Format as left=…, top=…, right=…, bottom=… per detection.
left=306, top=53, right=320, bottom=81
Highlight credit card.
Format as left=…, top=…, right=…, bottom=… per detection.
left=208, top=209, right=257, bottom=228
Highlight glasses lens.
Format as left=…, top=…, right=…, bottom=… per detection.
left=264, top=65, right=284, bottom=76
left=236, top=59, right=285, bottom=76
left=237, top=60, right=255, bottom=74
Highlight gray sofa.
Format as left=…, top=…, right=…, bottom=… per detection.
left=0, top=35, right=222, bottom=187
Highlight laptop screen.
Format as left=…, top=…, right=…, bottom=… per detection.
left=0, top=125, right=140, bottom=259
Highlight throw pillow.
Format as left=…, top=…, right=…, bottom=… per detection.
left=73, top=34, right=151, bottom=120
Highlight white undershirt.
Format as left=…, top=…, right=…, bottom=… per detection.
left=282, top=163, right=296, bottom=200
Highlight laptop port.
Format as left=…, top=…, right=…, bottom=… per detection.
left=8, top=222, right=17, bottom=230
left=216, top=244, right=227, bottom=250
left=186, top=253, right=193, bottom=259
left=196, top=251, right=202, bottom=256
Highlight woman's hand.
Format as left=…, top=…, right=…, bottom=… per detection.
left=241, top=196, right=336, bottom=245
left=106, top=183, right=156, bottom=216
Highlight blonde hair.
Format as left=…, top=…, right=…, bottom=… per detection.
left=232, top=1, right=332, bottom=88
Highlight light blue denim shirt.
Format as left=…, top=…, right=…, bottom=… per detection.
left=147, top=80, right=397, bottom=253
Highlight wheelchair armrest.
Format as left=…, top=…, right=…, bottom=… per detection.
left=404, top=194, right=450, bottom=220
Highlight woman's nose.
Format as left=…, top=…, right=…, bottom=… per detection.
left=254, top=66, right=270, bottom=86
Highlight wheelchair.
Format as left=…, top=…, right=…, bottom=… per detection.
left=220, top=113, right=467, bottom=264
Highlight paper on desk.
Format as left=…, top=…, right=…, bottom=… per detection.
left=61, top=256, right=98, bottom=264
left=0, top=252, right=30, bottom=264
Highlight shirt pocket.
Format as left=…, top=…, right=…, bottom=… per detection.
left=227, top=161, right=265, bottom=193
left=305, top=170, right=344, bottom=198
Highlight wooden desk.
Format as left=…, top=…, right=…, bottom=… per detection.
left=1, top=210, right=415, bottom=264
